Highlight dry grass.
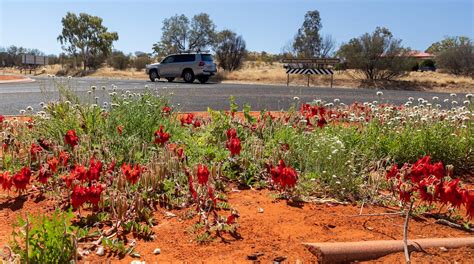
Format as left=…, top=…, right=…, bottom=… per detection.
left=2, top=62, right=473, bottom=93
left=217, top=62, right=474, bottom=93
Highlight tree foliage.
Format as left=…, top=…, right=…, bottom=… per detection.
left=292, top=10, right=323, bottom=58
left=214, top=30, right=247, bottom=71
left=0, top=45, right=44, bottom=67
left=425, top=36, right=471, bottom=54
left=57, top=12, right=118, bottom=70
left=436, top=37, right=474, bottom=76
left=338, top=27, right=412, bottom=80
left=152, top=13, right=216, bottom=56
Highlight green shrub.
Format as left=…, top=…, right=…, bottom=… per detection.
left=11, top=210, right=78, bottom=264
left=109, top=51, right=130, bottom=70
left=419, top=59, right=435, bottom=68
left=133, top=55, right=152, bottom=71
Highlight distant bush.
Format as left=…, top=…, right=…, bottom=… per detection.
left=133, top=55, right=152, bottom=71
left=419, top=59, right=435, bottom=68
left=409, top=59, right=419, bottom=71
left=338, top=27, right=412, bottom=80
left=109, top=51, right=131, bottom=70
left=436, top=40, right=474, bottom=76
left=333, top=62, right=347, bottom=71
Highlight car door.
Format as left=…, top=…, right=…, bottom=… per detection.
left=159, top=55, right=175, bottom=77
left=170, top=55, right=185, bottom=77
left=172, top=54, right=195, bottom=77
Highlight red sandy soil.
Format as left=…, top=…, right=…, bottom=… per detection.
left=0, top=75, right=25, bottom=81
left=0, top=189, right=472, bottom=263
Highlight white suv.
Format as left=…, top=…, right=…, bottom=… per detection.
left=145, top=52, right=217, bottom=83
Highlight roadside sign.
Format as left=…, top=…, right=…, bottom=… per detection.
left=20, top=54, right=48, bottom=75
left=22, top=54, right=48, bottom=65
left=282, top=58, right=340, bottom=64
left=283, top=57, right=339, bottom=88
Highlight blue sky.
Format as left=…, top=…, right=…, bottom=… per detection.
left=1, top=0, right=473, bottom=55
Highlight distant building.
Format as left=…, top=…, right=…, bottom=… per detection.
left=407, top=51, right=435, bottom=60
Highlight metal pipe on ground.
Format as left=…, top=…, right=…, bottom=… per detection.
left=303, top=237, right=474, bottom=264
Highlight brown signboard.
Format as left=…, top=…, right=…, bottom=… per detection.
left=282, top=58, right=340, bottom=64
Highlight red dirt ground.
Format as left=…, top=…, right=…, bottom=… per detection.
left=1, top=189, right=472, bottom=263
left=0, top=75, right=25, bottom=81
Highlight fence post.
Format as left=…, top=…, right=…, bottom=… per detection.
left=287, top=73, right=289, bottom=86
left=330, top=73, right=334, bottom=88
left=307, top=75, right=310, bottom=87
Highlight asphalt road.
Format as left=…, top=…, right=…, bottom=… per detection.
left=0, top=76, right=469, bottom=115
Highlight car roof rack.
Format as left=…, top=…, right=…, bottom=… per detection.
left=177, top=50, right=210, bottom=54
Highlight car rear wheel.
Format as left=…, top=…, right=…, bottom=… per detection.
left=149, top=70, right=159, bottom=82
left=198, top=76, right=209, bottom=84
left=166, top=77, right=175, bottom=82
left=183, top=70, right=195, bottom=83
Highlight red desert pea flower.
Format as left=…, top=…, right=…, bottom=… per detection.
left=64, top=130, right=79, bottom=148
left=30, top=143, right=43, bottom=158
left=462, top=190, right=474, bottom=219
left=186, top=169, right=198, bottom=202
left=430, top=162, right=445, bottom=179
left=87, top=184, right=103, bottom=207
left=73, top=164, right=88, bottom=182
left=269, top=160, right=298, bottom=190
left=280, top=166, right=298, bottom=189
left=176, top=147, right=184, bottom=159
left=47, top=156, right=59, bottom=173
left=226, top=128, right=237, bottom=140
left=418, top=176, right=439, bottom=203
left=386, top=164, right=399, bottom=179
left=12, top=167, right=31, bottom=191
left=154, top=125, right=170, bottom=145
left=117, top=125, right=123, bottom=135
left=317, top=117, right=327, bottom=128
left=441, top=179, right=463, bottom=208
left=71, top=185, right=88, bottom=209
left=59, top=151, right=70, bottom=167
left=0, top=115, right=4, bottom=124
left=180, top=113, right=194, bottom=126
left=197, top=164, right=210, bottom=185
left=397, top=182, right=414, bottom=203
left=226, top=211, right=239, bottom=225
left=162, top=106, right=171, bottom=115
left=226, top=137, right=242, bottom=156
left=62, top=173, right=75, bottom=188
left=88, top=157, right=103, bottom=182
left=193, top=119, right=201, bottom=128
left=37, top=166, right=52, bottom=184
left=121, top=163, right=143, bottom=184
left=0, top=171, right=13, bottom=191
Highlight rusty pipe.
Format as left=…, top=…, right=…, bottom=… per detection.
left=303, top=237, right=474, bottom=264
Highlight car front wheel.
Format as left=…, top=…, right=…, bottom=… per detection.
left=149, top=70, right=159, bottom=82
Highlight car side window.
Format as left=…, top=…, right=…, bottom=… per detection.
left=174, top=55, right=184, bottom=63
left=183, top=54, right=195, bottom=62
left=174, top=55, right=195, bottom=62
left=162, top=56, right=174, bottom=64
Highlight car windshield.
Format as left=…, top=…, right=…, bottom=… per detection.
left=201, top=54, right=213, bottom=62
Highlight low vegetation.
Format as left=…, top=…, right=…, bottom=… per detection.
left=0, top=79, right=472, bottom=261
